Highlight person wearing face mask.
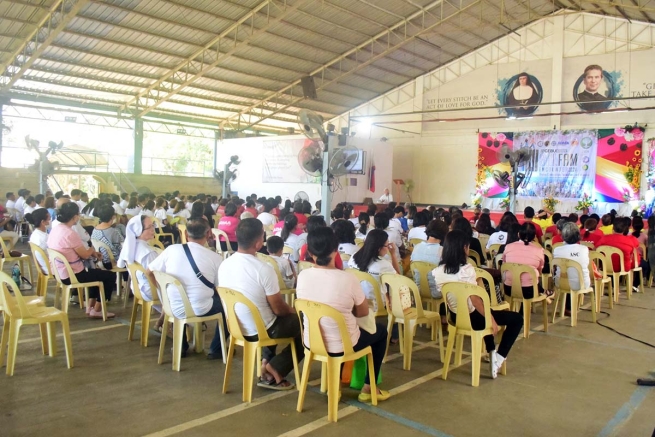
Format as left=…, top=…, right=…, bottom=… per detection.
left=51, top=197, right=91, bottom=244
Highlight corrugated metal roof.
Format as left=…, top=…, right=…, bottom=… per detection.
left=0, top=0, right=652, bottom=132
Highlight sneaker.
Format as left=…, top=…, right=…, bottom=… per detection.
left=633, top=286, right=639, bottom=293
left=70, top=295, right=79, bottom=304
left=494, top=354, right=506, bottom=376
left=489, top=350, right=498, bottom=379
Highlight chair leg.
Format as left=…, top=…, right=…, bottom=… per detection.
left=326, top=359, right=341, bottom=422
left=403, top=322, right=414, bottom=371
left=172, top=320, right=184, bottom=371
left=542, top=300, right=548, bottom=333
left=320, top=362, right=327, bottom=393
left=61, top=317, right=73, bottom=369
left=39, top=323, right=49, bottom=355
left=366, top=352, right=378, bottom=406
left=470, top=334, right=482, bottom=387
left=242, top=343, right=257, bottom=403
left=454, top=332, right=464, bottom=366
left=222, top=337, right=236, bottom=394
left=6, top=320, right=21, bottom=376
left=626, top=274, right=633, bottom=300
left=256, top=347, right=262, bottom=378
left=157, top=318, right=169, bottom=365
left=215, top=314, right=227, bottom=364
left=128, top=300, right=139, bottom=342
left=523, top=302, right=531, bottom=338
left=382, top=315, right=395, bottom=363
left=0, top=314, right=9, bottom=367
left=296, top=351, right=312, bottom=412
left=590, top=291, right=597, bottom=324
left=437, top=320, right=444, bottom=363
left=442, top=326, right=456, bottom=380
left=571, top=292, right=578, bottom=327
left=98, top=285, right=107, bottom=322
left=552, top=291, right=560, bottom=323
left=143, top=304, right=153, bottom=348
left=47, top=321, right=57, bottom=357
left=289, top=342, right=300, bottom=387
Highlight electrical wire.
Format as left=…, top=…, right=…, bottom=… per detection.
left=580, top=308, right=655, bottom=349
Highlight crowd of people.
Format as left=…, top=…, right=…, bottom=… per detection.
left=2, top=186, right=653, bottom=398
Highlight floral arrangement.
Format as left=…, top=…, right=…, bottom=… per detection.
left=624, top=164, right=641, bottom=194
left=471, top=192, right=482, bottom=208
left=615, top=126, right=645, bottom=142
left=499, top=197, right=510, bottom=209
left=576, top=193, right=594, bottom=211
left=622, top=188, right=633, bottom=203
left=543, top=195, right=559, bottom=212
left=633, top=200, right=647, bottom=216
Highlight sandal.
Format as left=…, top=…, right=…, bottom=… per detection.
left=257, top=378, right=295, bottom=391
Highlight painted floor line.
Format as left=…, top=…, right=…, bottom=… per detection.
left=17, top=323, right=124, bottom=344
left=597, top=381, right=653, bottom=437
left=276, top=406, right=360, bottom=437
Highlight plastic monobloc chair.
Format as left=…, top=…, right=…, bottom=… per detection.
left=409, top=261, right=444, bottom=360
left=91, top=239, right=128, bottom=306
left=596, top=245, right=632, bottom=303
left=500, top=262, right=549, bottom=338
left=551, top=258, right=596, bottom=327
left=127, top=262, right=161, bottom=347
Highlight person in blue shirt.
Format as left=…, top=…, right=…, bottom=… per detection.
left=391, top=206, right=408, bottom=233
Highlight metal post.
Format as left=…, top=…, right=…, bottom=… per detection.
left=213, top=129, right=219, bottom=174
left=134, top=117, right=143, bottom=175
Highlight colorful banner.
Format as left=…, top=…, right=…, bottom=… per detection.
left=595, top=127, right=645, bottom=202
left=476, top=132, right=513, bottom=199
left=513, top=130, right=597, bottom=199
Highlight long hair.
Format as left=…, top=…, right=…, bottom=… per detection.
left=281, top=213, right=298, bottom=242
left=438, top=230, right=469, bottom=275
left=352, top=229, right=388, bottom=272
left=475, top=214, right=494, bottom=235
left=331, top=219, right=355, bottom=244
left=583, top=218, right=597, bottom=238
left=632, top=216, right=644, bottom=238
left=174, top=201, right=186, bottom=214
left=506, top=223, right=522, bottom=245
left=358, top=212, right=370, bottom=235
left=519, top=222, right=536, bottom=245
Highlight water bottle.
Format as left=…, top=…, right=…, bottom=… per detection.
left=11, top=264, right=20, bottom=287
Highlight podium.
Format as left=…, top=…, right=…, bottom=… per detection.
left=393, top=179, right=404, bottom=204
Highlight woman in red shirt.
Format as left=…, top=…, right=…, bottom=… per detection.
left=581, top=218, right=602, bottom=248
left=217, top=202, right=240, bottom=251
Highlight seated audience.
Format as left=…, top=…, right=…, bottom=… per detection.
left=580, top=218, right=602, bottom=248
left=433, top=230, right=523, bottom=379
left=355, top=212, right=371, bottom=240
left=297, top=227, right=390, bottom=402
left=452, top=217, right=483, bottom=262
left=219, top=218, right=304, bottom=390
left=502, top=222, right=550, bottom=299
left=332, top=219, right=359, bottom=256
left=28, top=208, right=51, bottom=271
left=598, top=217, right=642, bottom=290
left=267, top=235, right=296, bottom=289
left=407, top=210, right=428, bottom=241
left=298, top=216, right=344, bottom=269
left=217, top=202, right=240, bottom=252
left=280, top=214, right=304, bottom=262
left=148, top=218, right=227, bottom=358
left=486, top=215, right=513, bottom=249
left=553, top=222, right=591, bottom=312
left=475, top=212, right=495, bottom=236
left=91, top=205, right=125, bottom=269
left=48, top=202, right=116, bottom=319
left=522, top=207, right=543, bottom=243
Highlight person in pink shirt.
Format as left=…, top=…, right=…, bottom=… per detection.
left=502, top=222, right=552, bottom=299
left=216, top=198, right=228, bottom=216
left=244, top=199, right=259, bottom=218
left=47, top=202, right=116, bottom=319
left=217, top=202, right=240, bottom=251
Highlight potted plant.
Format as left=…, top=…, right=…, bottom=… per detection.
left=543, top=195, right=559, bottom=213
left=576, top=193, right=594, bottom=214
left=499, top=197, right=510, bottom=211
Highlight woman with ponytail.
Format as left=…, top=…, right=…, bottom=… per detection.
left=280, top=213, right=302, bottom=262
left=501, top=222, right=552, bottom=299
left=355, top=212, right=370, bottom=240
left=580, top=218, right=602, bottom=248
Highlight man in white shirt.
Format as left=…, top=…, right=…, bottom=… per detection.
left=14, top=189, right=28, bottom=218
left=70, top=189, right=84, bottom=211
left=119, top=192, right=129, bottom=210
left=218, top=218, right=304, bottom=389
left=23, top=196, right=37, bottom=215
left=378, top=188, right=393, bottom=204
left=148, top=218, right=228, bottom=358
left=5, top=192, right=16, bottom=211
left=34, top=194, right=45, bottom=210
left=50, top=197, right=90, bottom=243
left=111, top=194, right=125, bottom=215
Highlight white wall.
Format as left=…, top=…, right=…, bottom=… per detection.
left=216, top=135, right=392, bottom=207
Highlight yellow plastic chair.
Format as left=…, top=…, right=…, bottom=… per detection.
left=632, top=248, right=644, bottom=294
left=544, top=238, right=553, bottom=252
left=474, top=267, right=510, bottom=310
left=127, top=262, right=161, bottom=347
left=177, top=224, right=187, bottom=244
left=91, top=239, right=128, bottom=306
left=542, top=249, right=553, bottom=290
left=409, top=238, right=425, bottom=248
left=589, top=251, right=612, bottom=311
left=153, top=217, right=174, bottom=244
left=0, top=236, right=33, bottom=284
left=580, top=241, right=595, bottom=250
left=596, top=245, right=632, bottom=303
left=477, top=234, right=489, bottom=261
left=29, top=242, right=56, bottom=300
left=552, top=242, right=564, bottom=251
left=346, top=268, right=387, bottom=318
left=468, top=250, right=481, bottom=266
left=297, top=261, right=314, bottom=274
left=354, top=238, right=364, bottom=246
left=148, top=238, right=165, bottom=250
left=500, top=263, right=549, bottom=338
left=153, top=271, right=226, bottom=371
left=211, top=229, right=234, bottom=258
left=0, top=271, right=73, bottom=376
left=409, top=261, right=444, bottom=357
left=381, top=273, right=441, bottom=370
left=80, top=217, right=99, bottom=227
left=441, top=282, right=505, bottom=387
left=218, top=287, right=299, bottom=403
left=47, top=249, right=109, bottom=321
left=282, top=245, right=295, bottom=257
left=551, top=258, right=596, bottom=326
left=487, top=243, right=502, bottom=260
left=294, top=299, right=377, bottom=422
left=340, top=252, right=351, bottom=262
left=256, top=253, right=296, bottom=306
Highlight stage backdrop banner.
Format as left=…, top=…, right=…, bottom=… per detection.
left=514, top=130, right=598, bottom=200
left=262, top=138, right=321, bottom=183
left=476, top=132, right=513, bottom=199
left=595, top=127, right=644, bottom=202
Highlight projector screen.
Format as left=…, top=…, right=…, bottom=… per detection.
left=348, top=150, right=366, bottom=175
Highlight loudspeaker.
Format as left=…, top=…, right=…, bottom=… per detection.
left=300, top=76, right=317, bottom=100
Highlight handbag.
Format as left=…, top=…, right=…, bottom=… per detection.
left=182, top=244, right=215, bottom=289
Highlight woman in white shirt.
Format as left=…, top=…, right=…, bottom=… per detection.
left=348, top=229, right=400, bottom=305
left=355, top=212, right=371, bottom=240
left=140, top=200, right=155, bottom=218
left=374, top=213, right=402, bottom=265
left=297, top=226, right=390, bottom=402
left=553, top=222, right=591, bottom=313
left=281, top=214, right=303, bottom=262
left=28, top=208, right=51, bottom=272
left=486, top=215, right=516, bottom=249
left=332, top=219, right=360, bottom=257
left=173, top=201, right=191, bottom=219
left=407, top=210, right=429, bottom=242
left=124, top=197, right=141, bottom=217
left=257, top=200, right=278, bottom=226
left=433, top=230, right=523, bottom=379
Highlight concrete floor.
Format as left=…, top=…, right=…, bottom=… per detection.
left=1, top=241, right=654, bottom=437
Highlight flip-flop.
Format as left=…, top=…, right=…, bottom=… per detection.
left=257, top=378, right=295, bottom=391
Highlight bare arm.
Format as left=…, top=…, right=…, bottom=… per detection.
left=266, top=293, right=294, bottom=316
left=352, top=299, right=369, bottom=317
left=74, top=245, right=100, bottom=260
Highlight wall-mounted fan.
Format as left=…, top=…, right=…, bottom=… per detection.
left=294, top=191, right=310, bottom=202
left=298, top=109, right=327, bottom=144
left=328, top=146, right=360, bottom=177
left=297, top=141, right=323, bottom=177
left=496, top=144, right=536, bottom=212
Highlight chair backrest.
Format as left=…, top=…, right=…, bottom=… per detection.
left=477, top=234, right=489, bottom=253
left=441, top=282, right=492, bottom=331
left=0, top=236, right=12, bottom=255
left=543, top=249, right=553, bottom=270
left=0, top=271, right=33, bottom=319
left=474, top=267, right=505, bottom=307
left=152, top=270, right=198, bottom=319
left=256, top=253, right=287, bottom=289
left=639, top=243, right=647, bottom=260
left=346, top=268, right=386, bottom=316
left=91, top=238, right=119, bottom=268
left=580, top=241, right=595, bottom=250
left=211, top=229, right=233, bottom=257
left=409, top=260, right=437, bottom=301
left=354, top=238, right=364, bottom=246
left=47, top=248, right=81, bottom=285
left=282, top=245, right=294, bottom=256
left=544, top=238, right=553, bottom=252
left=632, top=248, right=640, bottom=270
left=488, top=243, right=502, bottom=257
left=552, top=258, right=586, bottom=292
left=216, top=287, right=271, bottom=342
left=153, top=217, right=165, bottom=233
left=177, top=224, right=188, bottom=244
left=127, top=262, right=157, bottom=302
left=589, top=251, right=608, bottom=280
left=29, top=242, right=51, bottom=276
left=80, top=217, right=99, bottom=227
left=409, top=238, right=424, bottom=248
left=500, top=262, right=539, bottom=300
left=339, top=252, right=351, bottom=262
left=297, top=260, right=314, bottom=273
left=552, top=242, right=564, bottom=250
left=380, top=273, right=425, bottom=320
left=294, top=299, right=356, bottom=357
left=148, top=238, right=165, bottom=250
left=596, top=245, right=625, bottom=274
left=468, top=250, right=481, bottom=266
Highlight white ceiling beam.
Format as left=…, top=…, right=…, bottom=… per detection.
left=223, top=0, right=483, bottom=130
left=0, top=0, right=89, bottom=92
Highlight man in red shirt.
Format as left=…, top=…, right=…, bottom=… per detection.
left=523, top=207, right=543, bottom=243
left=544, top=213, right=561, bottom=237
left=597, top=218, right=639, bottom=290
